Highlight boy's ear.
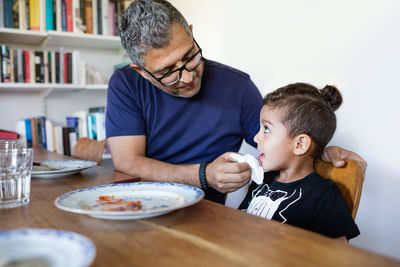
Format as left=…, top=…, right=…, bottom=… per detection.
left=130, top=64, right=147, bottom=79
left=293, top=134, right=312, bottom=156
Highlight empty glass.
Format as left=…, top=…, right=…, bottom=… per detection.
left=0, top=140, right=26, bottom=150
left=0, top=148, right=33, bottom=208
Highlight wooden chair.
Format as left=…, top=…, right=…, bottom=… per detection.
left=315, top=159, right=364, bottom=219
left=71, top=137, right=106, bottom=165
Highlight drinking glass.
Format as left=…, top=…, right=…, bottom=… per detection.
left=0, top=148, right=33, bottom=208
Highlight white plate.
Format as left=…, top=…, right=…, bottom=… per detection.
left=55, top=182, right=204, bottom=220
left=31, top=160, right=97, bottom=178
left=0, top=228, right=96, bottom=267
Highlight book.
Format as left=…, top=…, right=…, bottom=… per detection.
left=72, top=50, right=80, bottom=84
left=29, top=0, right=40, bottom=31
left=56, top=0, right=61, bottom=31
left=87, top=113, right=96, bottom=139
left=54, top=125, right=63, bottom=154
left=84, top=0, right=92, bottom=34
left=51, top=51, right=56, bottom=83
left=59, top=47, right=64, bottom=83
left=101, top=0, right=108, bottom=35
left=97, top=0, right=102, bottom=34
left=1, top=45, right=11, bottom=83
left=12, top=0, right=19, bottom=28
left=92, top=0, right=97, bottom=34
left=62, top=126, right=75, bottom=155
left=17, top=50, right=23, bottom=82
left=24, top=118, right=33, bottom=147
left=23, top=50, right=30, bottom=83
left=39, top=0, right=46, bottom=31
left=0, top=0, right=4, bottom=28
left=18, top=0, right=27, bottom=30
left=9, top=49, right=15, bottom=82
left=61, top=0, right=67, bottom=31
left=12, top=49, right=18, bottom=82
left=35, top=117, right=42, bottom=148
left=64, top=52, right=68, bottom=83
left=93, top=112, right=105, bottom=141
left=29, top=51, right=35, bottom=84
left=66, top=0, right=73, bottom=32
left=0, top=129, right=19, bottom=140
left=55, top=51, right=60, bottom=83
left=46, top=0, right=54, bottom=30
left=39, top=116, right=47, bottom=149
left=4, top=0, right=13, bottom=28
left=34, top=51, right=44, bottom=83
left=108, top=1, right=115, bottom=36
left=15, top=120, right=27, bottom=146
left=30, top=117, right=37, bottom=148
left=45, top=119, right=54, bottom=152
left=67, top=52, right=72, bottom=83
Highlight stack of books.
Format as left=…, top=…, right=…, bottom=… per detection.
left=15, top=106, right=106, bottom=156
left=0, top=45, right=84, bottom=84
left=1, top=0, right=133, bottom=35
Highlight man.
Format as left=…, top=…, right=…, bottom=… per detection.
left=106, top=0, right=366, bottom=204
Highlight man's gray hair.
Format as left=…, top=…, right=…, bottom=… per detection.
left=120, top=0, right=191, bottom=67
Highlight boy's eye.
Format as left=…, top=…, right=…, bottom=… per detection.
left=263, top=126, right=270, bottom=133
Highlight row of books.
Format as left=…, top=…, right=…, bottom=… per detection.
left=0, top=44, right=85, bottom=84
left=15, top=106, right=106, bottom=156
left=0, top=0, right=132, bottom=36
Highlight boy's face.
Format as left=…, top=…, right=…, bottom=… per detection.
left=253, top=105, right=296, bottom=171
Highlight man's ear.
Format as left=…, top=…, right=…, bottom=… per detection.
left=293, top=134, right=312, bottom=156
left=189, top=24, right=193, bottom=33
left=130, top=64, right=147, bottom=79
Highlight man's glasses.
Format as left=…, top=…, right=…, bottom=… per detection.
left=143, top=39, right=203, bottom=87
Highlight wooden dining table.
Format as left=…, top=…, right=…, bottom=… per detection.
left=1, top=148, right=399, bottom=267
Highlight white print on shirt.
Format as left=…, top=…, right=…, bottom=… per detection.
left=247, top=184, right=302, bottom=223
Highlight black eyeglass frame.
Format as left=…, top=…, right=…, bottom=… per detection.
left=142, top=39, right=203, bottom=87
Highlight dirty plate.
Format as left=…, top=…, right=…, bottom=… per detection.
left=31, top=160, right=97, bottom=178
left=55, top=182, right=204, bottom=220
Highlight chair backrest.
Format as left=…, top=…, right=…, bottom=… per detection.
left=314, top=159, right=364, bottom=219
left=71, top=137, right=106, bottom=165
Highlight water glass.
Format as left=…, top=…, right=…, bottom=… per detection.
left=0, top=140, right=26, bottom=150
left=0, top=148, right=33, bottom=208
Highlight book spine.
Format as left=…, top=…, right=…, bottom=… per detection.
left=64, top=52, right=68, bottom=83
left=67, top=52, right=72, bottom=83
left=91, top=0, right=97, bottom=34
left=39, top=116, right=47, bottom=149
left=29, top=0, right=40, bottom=31
left=97, top=0, right=102, bottom=34
left=94, top=112, right=105, bottom=141
left=15, top=120, right=27, bottom=146
left=4, top=0, right=13, bottom=28
left=55, top=125, right=63, bottom=155
left=1, top=45, right=11, bottom=83
left=24, top=118, right=33, bottom=148
left=34, top=51, right=44, bottom=83
left=72, top=50, right=80, bottom=85
left=39, top=0, right=45, bottom=31
left=55, top=51, right=60, bottom=83
left=108, top=1, right=115, bottom=36
left=19, top=0, right=27, bottom=30
left=45, top=119, right=54, bottom=151
left=84, top=0, right=92, bottom=34
left=101, top=0, right=108, bottom=35
left=66, top=0, right=73, bottom=32
left=0, top=130, right=19, bottom=140
left=61, top=0, right=67, bottom=31
left=30, top=117, right=37, bottom=148
left=12, top=0, right=20, bottom=29
left=35, top=117, right=42, bottom=148
left=46, top=51, right=50, bottom=83
left=17, top=50, right=23, bottom=82
left=51, top=51, right=56, bottom=83
left=0, top=0, right=4, bottom=28
left=56, top=0, right=61, bottom=31
left=62, top=127, right=72, bottom=156
left=9, top=49, right=15, bottom=82
left=46, top=0, right=54, bottom=30
left=59, top=47, right=64, bottom=83
left=29, top=51, right=35, bottom=83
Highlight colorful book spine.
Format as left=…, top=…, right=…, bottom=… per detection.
left=24, top=118, right=33, bottom=148
left=4, top=0, right=13, bottom=28
left=108, top=1, right=115, bottom=36
left=39, top=116, right=47, bottom=149
left=61, top=0, right=67, bottom=31
left=1, top=45, right=11, bottom=83
left=0, top=130, right=19, bottom=140
left=19, top=0, right=27, bottom=30
left=84, top=0, right=92, bottom=33
left=66, top=0, right=73, bottom=32
left=29, top=0, right=40, bottom=30
left=46, top=0, right=54, bottom=30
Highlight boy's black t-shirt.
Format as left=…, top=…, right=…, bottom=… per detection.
left=239, top=171, right=360, bottom=239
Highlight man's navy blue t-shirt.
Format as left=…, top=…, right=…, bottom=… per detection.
left=106, top=59, right=262, bottom=166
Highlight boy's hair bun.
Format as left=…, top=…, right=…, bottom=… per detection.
left=319, top=85, right=343, bottom=112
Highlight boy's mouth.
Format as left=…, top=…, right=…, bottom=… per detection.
left=257, top=153, right=265, bottom=165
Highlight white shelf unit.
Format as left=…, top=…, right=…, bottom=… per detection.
left=0, top=28, right=124, bottom=142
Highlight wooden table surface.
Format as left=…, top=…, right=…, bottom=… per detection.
left=1, top=149, right=399, bottom=267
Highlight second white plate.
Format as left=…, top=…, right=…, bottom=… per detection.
left=31, top=160, right=97, bottom=178
left=55, top=182, right=204, bottom=220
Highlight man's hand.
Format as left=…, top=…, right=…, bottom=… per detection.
left=321, top=146, right=367, bottom=172
left=205, top=152, right=251, bottom=193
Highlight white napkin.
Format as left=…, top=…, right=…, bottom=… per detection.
left=229, top=153, right=264, bottom=185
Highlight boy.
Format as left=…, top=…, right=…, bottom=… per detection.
left=239, top=83, right=360, bottom=240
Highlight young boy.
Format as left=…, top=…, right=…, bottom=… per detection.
left=239, top=83, right=360, bottom=240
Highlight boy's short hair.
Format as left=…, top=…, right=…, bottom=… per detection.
left=263, top=83, right=343, bottom=158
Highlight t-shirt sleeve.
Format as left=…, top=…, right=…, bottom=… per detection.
left=106, top=69, right=146, bottom=138
left=240, top=78, right=263, bottom=148
left=311, top=183, right=360, bottom=240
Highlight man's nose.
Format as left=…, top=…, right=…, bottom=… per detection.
left=180, top=68, right=193, bottom=83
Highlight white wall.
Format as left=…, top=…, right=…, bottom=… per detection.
left=170, top=0, right=400, bottom=260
